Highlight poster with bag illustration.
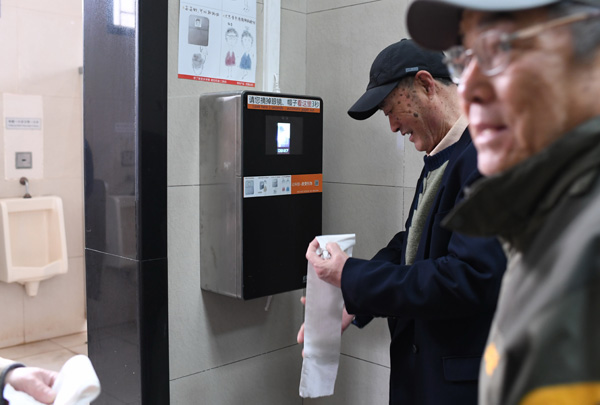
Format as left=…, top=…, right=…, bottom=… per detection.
left=178, top=0, right=256, bottom=87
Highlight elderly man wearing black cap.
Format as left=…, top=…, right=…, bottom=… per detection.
left=407, top=1, right=600, bottom=404
left=303, top=39, right=506, bottom=404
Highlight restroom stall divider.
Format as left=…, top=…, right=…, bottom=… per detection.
left=83, top=0, right=169, bottom=403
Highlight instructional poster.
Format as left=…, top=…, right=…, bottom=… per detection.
left=178, top=0, right=257, bottom=87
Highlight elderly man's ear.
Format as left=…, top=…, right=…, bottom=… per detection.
left=415, top=70, right=436, bottom=96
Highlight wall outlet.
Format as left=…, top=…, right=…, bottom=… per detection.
left=15, top=152, right=32, bottom=169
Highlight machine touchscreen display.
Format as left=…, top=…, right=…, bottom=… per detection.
left=276, top=122, right=291, bottom=154
left=265, top=115, right=303, bottom=155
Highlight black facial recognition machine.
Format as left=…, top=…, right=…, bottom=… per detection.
left=199, top=91, right=323, bottom=299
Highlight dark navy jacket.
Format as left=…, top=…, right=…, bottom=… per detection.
left=341, top=130, right=506, bottom=405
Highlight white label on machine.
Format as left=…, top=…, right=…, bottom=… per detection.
left=243, top=174, right=322, bottom=198
left=244, top=175, right=292, bottom=198
left=247, top=95, right=321, bottom=113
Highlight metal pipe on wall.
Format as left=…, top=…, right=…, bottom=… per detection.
left=262, top=0, right=281, bottom=92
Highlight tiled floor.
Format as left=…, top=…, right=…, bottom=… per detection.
left=0, top=332, right=88, bottom=372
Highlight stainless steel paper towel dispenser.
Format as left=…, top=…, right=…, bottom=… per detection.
left=199, top=91, right=323, bottom=299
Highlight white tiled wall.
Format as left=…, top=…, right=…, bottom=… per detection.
left=168, top=0, right=419, bottom=403
left=170, top=346, right=303, bottom=405
left=0, top=0, right=86, bottom=347
left=306, top=0, right=418, bottom=402
left=168, top=1, right=307, bottom=403
left=322, top=182, right=404, bottom=259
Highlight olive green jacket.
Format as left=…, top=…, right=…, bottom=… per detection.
left=444, top=116, right=600, bottom=405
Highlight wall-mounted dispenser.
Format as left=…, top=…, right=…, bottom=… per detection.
left=199, top=91, right=323, bottom=300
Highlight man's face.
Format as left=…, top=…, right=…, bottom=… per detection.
left=226, top=33, right=237, bottom=47
left=379, top=75, right=443, bottom=154
left=459, top=8, right=579, bottom=175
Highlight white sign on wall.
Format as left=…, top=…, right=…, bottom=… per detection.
left=178, top=0, right=257, bottom=87
left=2, top=93, right=44, bottom=180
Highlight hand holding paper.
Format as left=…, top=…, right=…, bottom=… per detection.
left=299, top=234, right=355, bottom=398
left=3, top=355, right=100, bottom=405
left=305, top=238, right=350, bottom=288
left=5, top=366, right=57, bottom=404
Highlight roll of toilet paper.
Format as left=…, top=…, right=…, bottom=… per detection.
left=2, top=355, right=100, bottom=405
left=299, top=234, right=355, bottom=398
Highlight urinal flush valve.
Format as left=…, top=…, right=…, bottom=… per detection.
left=19, top=177, right=32, bottom=199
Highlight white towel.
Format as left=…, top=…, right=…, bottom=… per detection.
left=3, top=355, right=100, bottom=405
left=52, top=355, right=101, bottom=405
left=299, top=234, right=356, bottom=398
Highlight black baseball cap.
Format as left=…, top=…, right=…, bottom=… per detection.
left=407, top=0, right=600, bottom=51
left=348, top=39, right=451, bottom=120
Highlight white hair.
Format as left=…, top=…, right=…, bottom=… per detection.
left=549, top=1, right=600, bottom=59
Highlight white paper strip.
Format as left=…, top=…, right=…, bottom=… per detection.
left=299, top=234, right=356, bottom=398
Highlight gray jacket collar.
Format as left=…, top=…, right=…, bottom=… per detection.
left=444, top=115, right=600, bottom=246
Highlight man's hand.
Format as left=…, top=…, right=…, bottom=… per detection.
left=6, top=366, right=58, bottom=404
left=297, top=297, right=307, bottom=357
left=341, top=307, right=355, bottom=332
left=305, top=238, right=349, bottom=288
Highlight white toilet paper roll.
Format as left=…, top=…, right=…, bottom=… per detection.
left=299, top=234, right=355, bottom=398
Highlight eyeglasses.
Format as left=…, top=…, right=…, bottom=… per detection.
left=443, top=10, right=600, bottom=84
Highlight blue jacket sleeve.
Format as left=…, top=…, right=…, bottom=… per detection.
left=370, top=231, right=406, bottom=263
left=342, top=233, right=505, bottom=320
left=350, top=231, right=406, bottom=327
left=341, top=139, right=506, bottom=321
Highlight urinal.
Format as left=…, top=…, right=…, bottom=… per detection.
left=0, top=196, right=68, bottom=296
